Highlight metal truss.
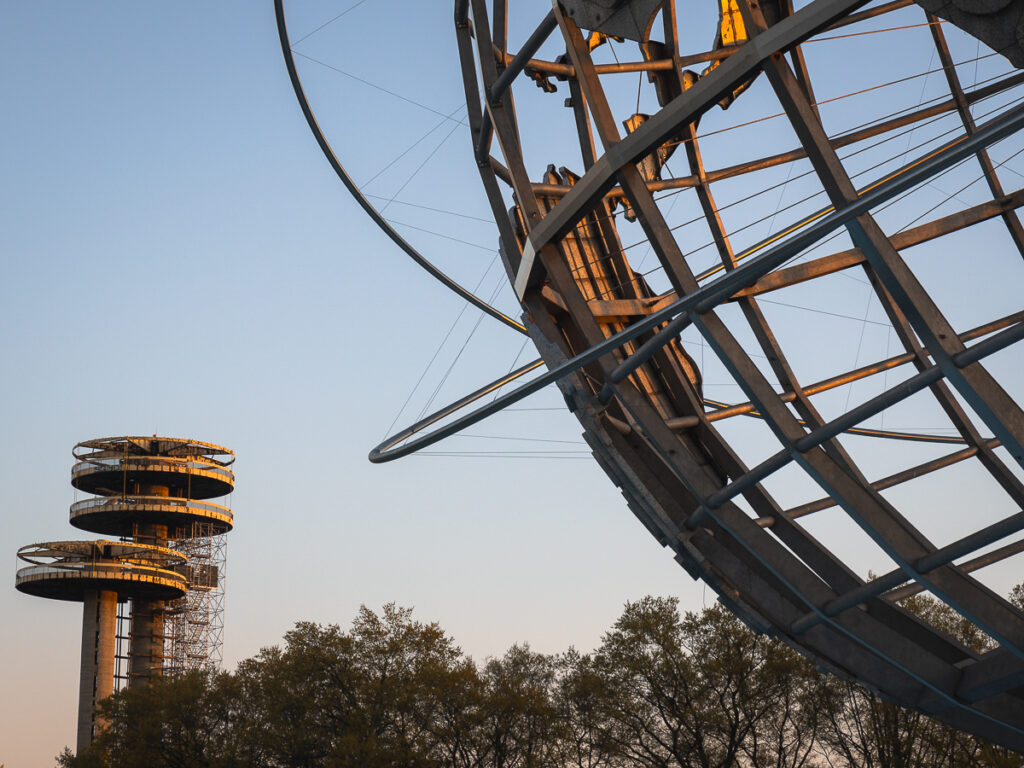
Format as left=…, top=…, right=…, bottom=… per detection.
left=277, top=0, right=1024, bottom=751
left=164, top=522, right=227, bottom=676
left=440, top=0, right=1024, bottom=750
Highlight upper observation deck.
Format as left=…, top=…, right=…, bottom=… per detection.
left=15, top=541, right=188, bottom=602
left=71, top=437, right=235, bottom=500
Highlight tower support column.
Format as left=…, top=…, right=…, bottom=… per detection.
left=128, top=599, right=165, bottom=685
left=129, top=522, right=168, bottom=686
left=77, top=589, right=116, bottom=753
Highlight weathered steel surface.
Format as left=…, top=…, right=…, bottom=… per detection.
left=275, top=0, right=1024, bottom=751
left=915, top=0, right=1024, bottom=68
left=448, top=0, right=1024, bottom=751
left=559, top=0, right=663, bottom=40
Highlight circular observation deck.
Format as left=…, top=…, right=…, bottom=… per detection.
left=71, top=436, right=234, bottom=500
left=15, top=541, right=188, bottom=602
left=69, top=496, right=233, bottom=537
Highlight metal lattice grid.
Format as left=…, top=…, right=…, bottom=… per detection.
left=113, top=590, right=131, bottom=692
left=276, top=0, right=1024, bottom=753
left=164, top=521, right=226, bottom=675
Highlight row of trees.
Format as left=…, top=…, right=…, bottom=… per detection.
left=63, top=595, right=1023, bottom=768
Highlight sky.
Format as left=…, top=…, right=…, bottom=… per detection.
left=3, top=2, right=1024, bottom=766
left=0, top=5, right=707, bottom=764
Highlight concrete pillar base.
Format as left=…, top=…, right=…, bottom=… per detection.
left=77, top=589, right=116, bottom=753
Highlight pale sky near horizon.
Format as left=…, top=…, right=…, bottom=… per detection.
left=3, top=2, right=1024, bottom=766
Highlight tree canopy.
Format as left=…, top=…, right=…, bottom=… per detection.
left=62, top=596, right=1023, bottom=768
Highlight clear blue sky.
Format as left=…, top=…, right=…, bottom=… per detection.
left=0, top=4, right=708, bottom=764
left=3, top=2, right=1023, bottom=765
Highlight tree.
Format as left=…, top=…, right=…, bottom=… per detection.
left=477, top=644, right=562, bottom=768
left=419, top=651, right=484, bottom=768
left=592, top=597, right=828, bottom=768
left=816, top=593, right=1022, bottom=768
left=339, top=603, right=468, bottom=767
left=236, top=604, right=474, bottom=768
left=68, top=670, right=248, bottom=768
left=56, top=592, right=1024, bottom=768
left=553, top=649, right=619, bottom=768
left=738, top=635, right=834, bottom=768
left=234, top=622, right=348, bottom=767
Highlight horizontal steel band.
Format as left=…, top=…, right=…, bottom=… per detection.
left=792, top=510, right=1024, bottom=633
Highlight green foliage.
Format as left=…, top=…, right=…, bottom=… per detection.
left=589, top=597, right=828, bottom=768
left=815, top=594, right=1023, bottom=768
left=70, top=670, right=247, bottom=768
left=59, top=595, right=1022, bottom=768
left=235, top=604, right=473, bottom=768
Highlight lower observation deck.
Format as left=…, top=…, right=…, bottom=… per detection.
left=70, top=496, right=233, bottom=537
left=15, top=541, right=188, bottom=602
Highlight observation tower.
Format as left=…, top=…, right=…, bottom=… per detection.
left=15, top=436, right=235, bottom=752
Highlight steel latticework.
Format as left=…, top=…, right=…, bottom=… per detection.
left=277, top=0, right=1024, bottom=754
left=164, top=522, right=227, bottom=676
left=14, top=436, right=235, bottom=752
left=113, top=601, right=130, bottom=691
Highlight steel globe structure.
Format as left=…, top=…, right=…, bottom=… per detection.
left=277, top=0, right=1024, bottom=750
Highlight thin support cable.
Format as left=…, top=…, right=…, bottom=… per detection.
left=369, top=102, right=1024, bottom=462
left=274, top=0, right=527, bottom=335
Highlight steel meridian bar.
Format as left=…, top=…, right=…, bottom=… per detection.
left=686, top=321, right=1024, bottom=528
left=370, top=101, right=1024, bottom=462
left=605, top=353, right=1024, bottom=743
left=884, top=539, right=1024, bottom=601
left=274, top=0, right=528, bottom=336
left=605, top=104, right=1024, bottom=399
left=792, top=508, right=1024, bottom=633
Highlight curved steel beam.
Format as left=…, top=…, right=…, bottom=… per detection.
left=369, top=99, right=1024, bottom=462
left=273, top=0, right=528, bottom=335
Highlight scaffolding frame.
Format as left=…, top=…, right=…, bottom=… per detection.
left=113, top=599, right=130, bottom=692
left=164, top=520, right=226, bottom=676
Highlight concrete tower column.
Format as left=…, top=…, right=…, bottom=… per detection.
left=128, top=599, right=165, bottom=684
left=129, top=517, right=168, bottom=686
left=77, top=589, right=116, bottom=753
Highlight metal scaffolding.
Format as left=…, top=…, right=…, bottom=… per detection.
left=164, top=521, right=227, bottom=675
left=113, top=600, right=130, bottom=692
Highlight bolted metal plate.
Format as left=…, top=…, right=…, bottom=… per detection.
left=559, top=0, right=664, bottom=40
